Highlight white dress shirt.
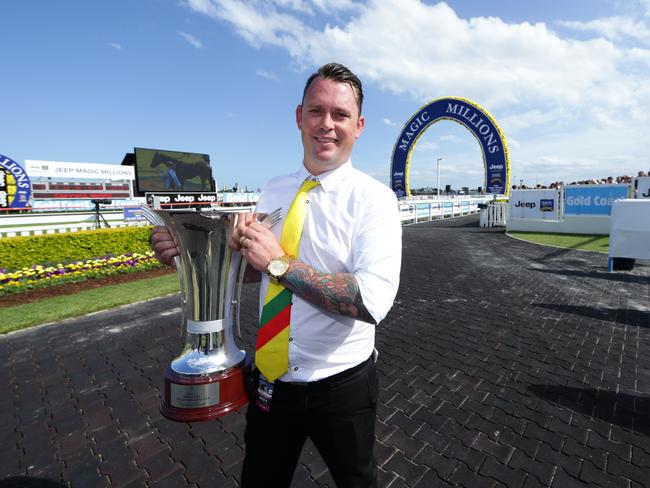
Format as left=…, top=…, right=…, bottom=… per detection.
left=255, top=161, right=402, bottom=382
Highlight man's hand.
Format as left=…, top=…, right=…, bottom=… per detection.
left=229, top=212, right=256, bottom=252
left=150, top=226, right=179, bottom=266
left=233, top=215, right=285, bottom=273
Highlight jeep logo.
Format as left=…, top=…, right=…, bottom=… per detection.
left=514, top=201, right=536, bottom=208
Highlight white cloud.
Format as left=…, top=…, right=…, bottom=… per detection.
left=627, top=46, right=650, bottom=65
left=184, top=0, right=360, bottom=18
left=183, top=0, right=221, bottom=17
left=256, top=69, right=280, bottom=81
left=183, top=0, right=310, bottom=55
left=414, top=140, right=439, bottom=152
left=108, top=42, right=123, bottom=51
left=185, top=0, right=650, bottom=184
left=559, top=16, right=650, bottom=44
left=271, top=0, right=360, bottom=15
left=178, top=31, right=204, bottom=49
left=272, top=0, right=315, bottom=15
left=185, top=1, right=648, bottom=119
left=499, top=107, right=575, bottom=133
left=383, top=118, right=395, bottom=126
left=439, top=134, right=462, bottom=143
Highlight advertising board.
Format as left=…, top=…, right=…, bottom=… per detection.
left=25, top=160, right=135, bottom=181
left=509, top=189, right=559, bottom=220
left=390, top=97, right=509, bottom=198
left=1, top=154, right=31, bottom=209
left=564, top=185, right=629, bottom=216
left=635, top=176, right=650, bottom=199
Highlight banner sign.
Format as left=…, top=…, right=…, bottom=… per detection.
left=390, top=97, right=510, bottom=198
left=25, top=160, right=135, bottom=181
left=564, top=185, right=628, bottom=216
left=123, top=207, right=147, bottom=221
left=220, top=192, right=260, bottom=203
left=146, top=192, right=219, bottom=210
left=415, top=203, right=429, bottom=218
left=0, top=154, right=32, bottom=209
left=509, top=189, right=560, bottom=220
left=635, top=176, right=650, bottom=199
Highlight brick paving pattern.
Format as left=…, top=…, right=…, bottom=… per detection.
left=1, top=214, right=649, bottom=487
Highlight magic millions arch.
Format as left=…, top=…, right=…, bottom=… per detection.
left=390, top=97, right=510, bottom=198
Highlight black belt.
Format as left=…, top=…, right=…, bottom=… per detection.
left=277, top=355, right=373, bottom=389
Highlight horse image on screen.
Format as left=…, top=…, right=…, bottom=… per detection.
left=134, top=148, right=213, bottom=195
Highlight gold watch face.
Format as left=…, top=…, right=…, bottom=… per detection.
left=268, top=257, right=289, bottom=278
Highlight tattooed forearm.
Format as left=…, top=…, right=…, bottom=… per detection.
left=281, top=260, right=376, bottom=324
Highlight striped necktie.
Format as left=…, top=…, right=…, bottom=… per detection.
left=255, top=178, right=320, bottom=381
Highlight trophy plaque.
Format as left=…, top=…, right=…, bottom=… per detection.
left=141, top=193, right=250, bottom=422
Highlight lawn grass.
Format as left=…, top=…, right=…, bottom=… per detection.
left=507, top=232, right=609, bottom=253
left=0, top=273, right=179, bottom=334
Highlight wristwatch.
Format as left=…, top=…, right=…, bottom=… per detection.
left=266, top=255, right=294, bottom=283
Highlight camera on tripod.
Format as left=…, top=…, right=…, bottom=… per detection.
left=91, top=199, right=112, bottom=229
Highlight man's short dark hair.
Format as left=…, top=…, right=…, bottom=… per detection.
left=302, top=63, right=364, bottom=115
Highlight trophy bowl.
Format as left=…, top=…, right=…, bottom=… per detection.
left=142, top=199, right=250, bottom=422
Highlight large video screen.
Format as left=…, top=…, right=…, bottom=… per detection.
left=134, top=148, right=213, bottom=196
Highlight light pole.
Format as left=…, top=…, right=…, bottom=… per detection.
left=436, top=157, right=442, bottom=197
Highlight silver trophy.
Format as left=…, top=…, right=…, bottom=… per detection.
left=141, top=202, right=251, bottom=422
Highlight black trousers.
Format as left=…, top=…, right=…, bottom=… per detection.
left=241, top=356, right=379, bottom=488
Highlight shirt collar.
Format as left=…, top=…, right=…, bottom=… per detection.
left=299, top=159, right=353, bottom=192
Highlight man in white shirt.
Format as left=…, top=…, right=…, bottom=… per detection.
left=152, top=63, right=402, bottom=487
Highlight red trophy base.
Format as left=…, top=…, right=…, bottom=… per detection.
left=161, top=357, right=250, bottom=422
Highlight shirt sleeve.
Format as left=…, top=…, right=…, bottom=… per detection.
left=352, top=184, right=402, bottom=324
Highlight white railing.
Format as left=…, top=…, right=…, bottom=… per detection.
left=398, top=197, right=490, bottom=224
left=0, top=208, right=149, bottom=238
left=479, top=201, right=508, bottom=227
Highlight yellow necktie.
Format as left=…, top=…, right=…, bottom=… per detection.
left=255, top=178, right=320, bottom=381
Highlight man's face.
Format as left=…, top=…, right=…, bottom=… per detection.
left=296, top=77, right=365, bottom=175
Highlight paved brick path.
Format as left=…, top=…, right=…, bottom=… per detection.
left=2, top=215, right=649, bottom=487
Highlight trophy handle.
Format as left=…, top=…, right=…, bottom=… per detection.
left=137, top=205, right=181, bottom=266
left=138, top=205, right=186, bottom=333
left=230, top=207, right=283, bottom=339
left=138, top=204, right=182, bottom=275
left=232, top=250, right=246, bottom=339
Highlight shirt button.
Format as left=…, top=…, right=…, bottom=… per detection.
left=289, top=337, right=294, bottom=342
left=305, top=199, right=310, bottom=204
left=293, top=367, right=299, bottom=371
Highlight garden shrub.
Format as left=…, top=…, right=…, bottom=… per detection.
left=0, top=226, right=154, bottom=271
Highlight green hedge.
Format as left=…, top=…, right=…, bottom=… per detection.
left=0, top=226, right=154, bottom=271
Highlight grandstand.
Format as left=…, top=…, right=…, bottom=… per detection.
left=25, top=160, right=137, bottom=212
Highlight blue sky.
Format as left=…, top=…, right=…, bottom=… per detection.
left=2, top=0, right=649, bottom=192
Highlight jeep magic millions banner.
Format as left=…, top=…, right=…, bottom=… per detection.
left=390, top=97, right=510, bottom=198
left=0, top=154, right=31, bottom=209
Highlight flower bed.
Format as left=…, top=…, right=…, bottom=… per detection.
left=0, top=252, right=165, bottom=296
